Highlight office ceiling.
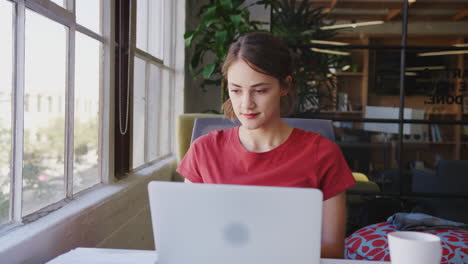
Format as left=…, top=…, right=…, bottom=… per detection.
left=302, top=0, right=468, bottom=22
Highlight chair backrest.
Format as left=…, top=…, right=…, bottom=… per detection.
left=176, top=113, right=222, bottom=161
left=191, top=117, right=335, bottom=143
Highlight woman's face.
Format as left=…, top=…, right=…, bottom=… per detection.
left=227, top=59, right=288, bottom=130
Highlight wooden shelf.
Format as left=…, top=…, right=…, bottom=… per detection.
left=426, top=112, right=458, bottom=116
left=403, top=141, right=468, bottom=145
left=320, top=110, right=363, bottom=114
left=335, top=72, right=364, bottom=77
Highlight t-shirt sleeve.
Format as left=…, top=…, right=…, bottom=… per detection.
left=176, top=140, right=204, bottom=183
left=315, top=137, right=356, bottom=200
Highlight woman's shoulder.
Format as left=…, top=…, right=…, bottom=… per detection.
left=191, top=127, right=237, bottom=148
left=293, top=128, right=339, bottom=151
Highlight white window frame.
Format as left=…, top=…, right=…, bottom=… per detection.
left=1, top=0, right=113, bottom=231
left=130, top=0, right=176, bottom=170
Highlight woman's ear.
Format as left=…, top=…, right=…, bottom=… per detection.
left=280, top=76, right=293, bottom=96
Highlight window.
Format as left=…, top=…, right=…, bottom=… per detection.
left=24, top=94, right=30, bottom=112
left=1, top=0, right=108, bottom=226
left=0, top=0, right=13, bottom=225
left=23, top=9, right=67, bottom=215
left=74, top=31, right=101, bottom=193
left=131, top=0, right=175, bottom=169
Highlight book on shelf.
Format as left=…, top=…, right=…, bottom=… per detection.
left=464, top=96, right=468, bottom=114
left=430, top=124, right=442, bottom=142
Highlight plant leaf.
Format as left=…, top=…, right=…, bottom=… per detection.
left=229, top=14, right=242, bottom=27
left=203, top=62, right=216, bottom=79
left=220, top=0, right=234, bottom=9
left=184, top=31, right=195, bottom=47
left=215, top=30, right=228, bottom=47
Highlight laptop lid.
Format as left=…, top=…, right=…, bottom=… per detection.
left=148, top=182, right=323, bottom=264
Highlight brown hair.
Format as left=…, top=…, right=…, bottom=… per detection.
left=221, top=32, right=296, bottom=121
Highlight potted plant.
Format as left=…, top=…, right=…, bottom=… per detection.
left=258, top=0, right=347, bottom=114
left=184, top=0, right=267, bottom=111
left=185, top=0, right=346, bottom=115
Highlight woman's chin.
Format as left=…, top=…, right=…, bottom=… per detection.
left=239, top=119, right=264, bottom=130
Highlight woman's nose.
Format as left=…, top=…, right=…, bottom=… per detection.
left=241, top=93, right=255, bottom=109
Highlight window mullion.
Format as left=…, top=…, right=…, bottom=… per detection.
left=76, top=24, right=105, bottom=43
left=169, top=71, right=175, bottom=154
left=25, top=0, right=74, bottom=27
left=11, top=0, right=26, bottom=223
left=66, top=0, right=74, bottom=12
left=144, top=62, right=151, bottom=163
left=65, top=25, right=76, bottom=199
left=157, top=68, right=163, bottom=158
left=101, top=0, right=114, bottom=184
left=146, top=0, right=150, bottom=55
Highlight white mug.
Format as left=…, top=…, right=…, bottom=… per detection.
left=388, top=231, right=442, bottom=264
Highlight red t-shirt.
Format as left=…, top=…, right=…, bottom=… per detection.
left=176, top=127, right=356, bottom=200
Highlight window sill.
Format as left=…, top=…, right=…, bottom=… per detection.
left=0, top=156, right=176, bottom=264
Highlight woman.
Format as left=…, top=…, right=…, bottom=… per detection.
left=177, top=32, right=356, bottom=258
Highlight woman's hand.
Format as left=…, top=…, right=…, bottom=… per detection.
left=321, top=191, right=346, bottom=259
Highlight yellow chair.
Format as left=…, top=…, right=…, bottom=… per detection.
left=174, top=113, right=222, bottom=181
left=176, top=113, right=223, bottom=162
left=352, top=172, right=369, bottom=182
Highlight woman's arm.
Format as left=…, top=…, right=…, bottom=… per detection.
left=184, top=178, right=192, bottom=183
left=321, top=191, right=346, bottom=259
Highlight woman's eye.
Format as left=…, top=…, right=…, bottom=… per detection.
left=230, top=89, right=240, bottom=94
left=255, top=89, right=266, bottom=94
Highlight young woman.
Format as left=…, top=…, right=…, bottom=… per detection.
left=177, top=32, right=356, bottom=258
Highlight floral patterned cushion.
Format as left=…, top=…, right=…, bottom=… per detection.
left=345, top=222, right=468, bottom=264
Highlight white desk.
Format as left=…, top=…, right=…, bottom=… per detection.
left=47, top=248, right=390, bottom=264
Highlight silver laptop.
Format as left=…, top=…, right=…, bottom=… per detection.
left=148, top=181, right=323, bottom=264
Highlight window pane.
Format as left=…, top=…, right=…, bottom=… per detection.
left=148, top=0, right=163, bottom=59
left=406, top=125, right=468, bottom=223
left=402, top=46, right=467, bottom=122
left=0, top=0, right=13, bottom=224
left=74, top=32, right=101, bottom=193
left=137, top=0, right=163, bottom=59
left=159, top=69, right=171, bottom=156
left=23, top=9, right=66, bottom=216
left=147, top=64, right=161, bottom=161
left=136, top=0, right=148, bottom=52
left=132, top=57, right=146, bottom=168
left=333, top=121, right=403, bottom=234
left=50, top=0, right=64, bottom=8
left=76, top=0, right=101, bottom=34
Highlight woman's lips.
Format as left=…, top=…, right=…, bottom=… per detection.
left=243, top=113, right=259, bottom=119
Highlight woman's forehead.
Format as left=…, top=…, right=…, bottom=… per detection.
left=227, top=60, right=278, bottom=85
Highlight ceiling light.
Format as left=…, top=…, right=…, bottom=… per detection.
left=405, top=72, right=417, bottom=76
left=417, top=50, right=468, bottom=57
left=310, top=40, right=350, bottom=46
left=320, top=21, right=384, bottom=30
left=311, top=48, right=350, bottom=56
left=342, top=65, right=351, bottom=71
left=453, top=43, right=468, bottom=47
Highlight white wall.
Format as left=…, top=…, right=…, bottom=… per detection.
left=0, top=158, right=176, bottom=264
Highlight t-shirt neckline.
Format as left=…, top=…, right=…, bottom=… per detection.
left=232, top=126, right=298, bottom=157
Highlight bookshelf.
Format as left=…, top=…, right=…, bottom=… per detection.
left=324, top=34, right=467, bottom=168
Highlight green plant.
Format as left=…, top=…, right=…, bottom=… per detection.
left=184, top=0, right=267, bottom=110
left=258, top=0, right=347, bottom=114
